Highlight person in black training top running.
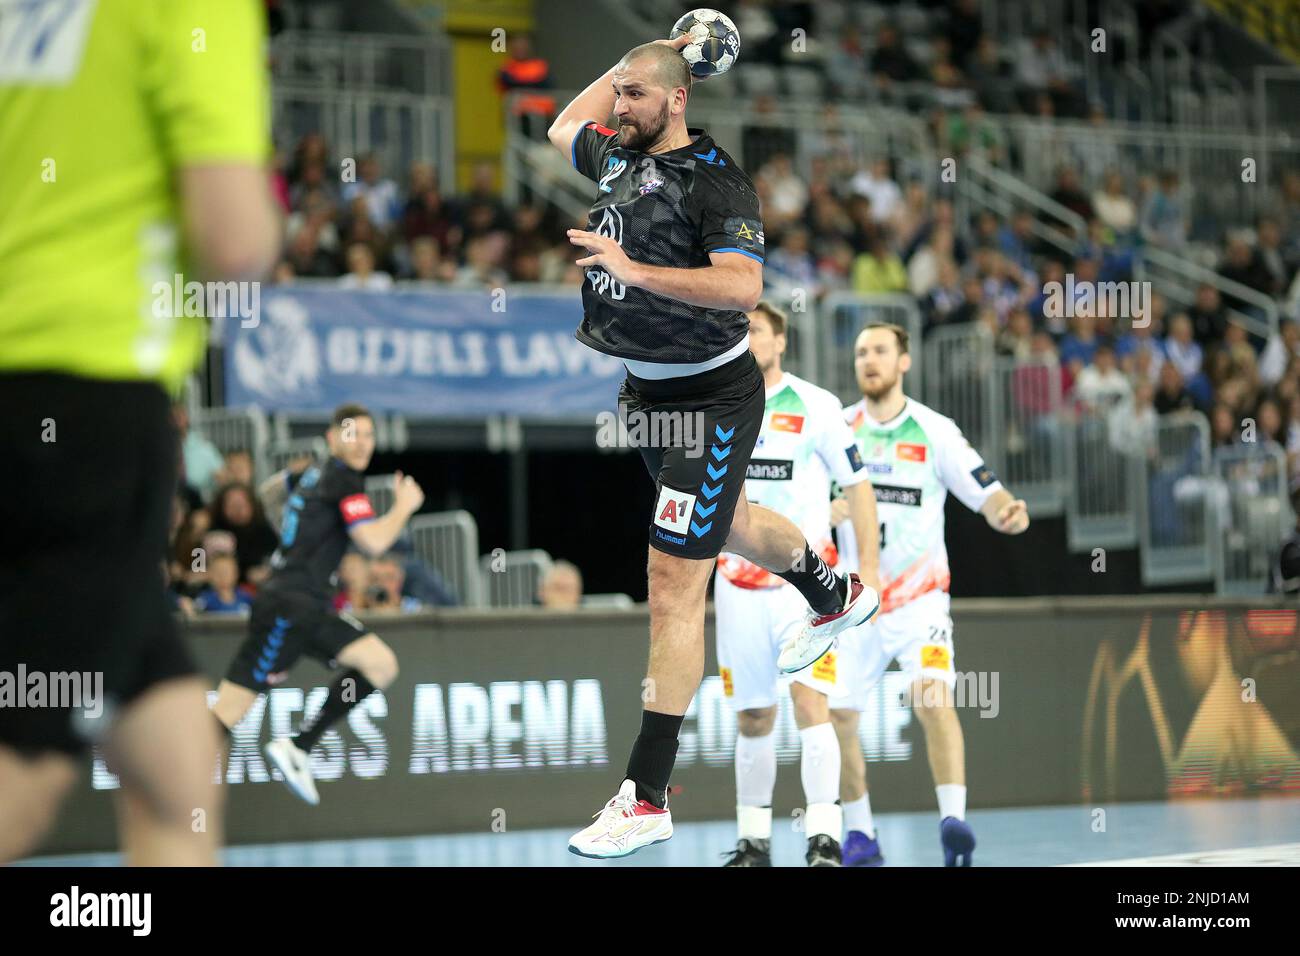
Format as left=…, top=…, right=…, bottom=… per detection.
left=211, top=404, right=425, bottom=805
left=549, top=36, right=882, bottom=858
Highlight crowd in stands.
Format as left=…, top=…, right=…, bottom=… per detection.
left=258, top=0, right=1300, bottom=525
left=756, top=141, right=1300, bottom=484
left=270, top=133, right=585, bottom=290
left=265, top=107, right=1300, bottom=489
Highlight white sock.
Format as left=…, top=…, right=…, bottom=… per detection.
left=842, top=794, right=875, bottom=838
left=737, top=805, right=772, bottom=841
left=804, top=802, right=843, bottom=841
left=936, top=784, right=967, bottom=821
left=798, top=722, right=840, bottom=808
left=735, top=732, right=776, bottom=839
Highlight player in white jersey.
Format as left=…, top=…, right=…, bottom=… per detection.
left=830, top=323, right=1029, bottom=866
left=715, top=303, right=881, bottom=866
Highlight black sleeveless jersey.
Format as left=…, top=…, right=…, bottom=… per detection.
left=268, top=457, right=376, bottom=599
left=569, top=123, right=764, bottom=364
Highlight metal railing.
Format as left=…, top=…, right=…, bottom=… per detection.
left=502, top=133, right=592, bottom=223
left=819, top=293, right=924, bottom=409
left=1139, top=412, right=1215, bottom=586
left=1213, top=443, right=1291, bottom=595
left=962, top=148, right=1281, bottom=343
left=507, top=90, right=935, bottom=191
left=923, top=326, right=1069, bottom=518
left=268, top=411, right=401, bottom=453
left=272, top=83, right=455, bottom=188
left=365, top=474, right=397, bottom=520
left=999, top=116, right=1300, bottom=237
left=270, top=30, right=451, bottom=97
left=957, top=155, right=1085, bottom=257
left=192, top=406, right=271, bottom=474
left=990, top=357, right=1069, bottom=517
left=479, top=549, right=554, bottom=608
left=923, top=322, right=999, bottom=455
left=1063, top=407, right=1141, bottom=551
left=1135, top=244, right=1279, bottom=343
left=409, top=510, right=484, bottom=608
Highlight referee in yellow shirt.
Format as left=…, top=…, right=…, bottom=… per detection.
left=0, top=0, right=279, bottom=864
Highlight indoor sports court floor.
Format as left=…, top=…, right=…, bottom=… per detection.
left=22, top=796, right=1300, bottom=867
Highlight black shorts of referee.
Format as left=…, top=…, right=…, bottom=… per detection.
left=0, top=373, right=197, bottom=757
left=619, top=350, right=765, bottom=560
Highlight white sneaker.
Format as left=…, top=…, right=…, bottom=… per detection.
left=568, top=779, right=674, bottom=859
left=777, top=573, right=879, bottom=674
left=264, top=737, right=320, bottom=806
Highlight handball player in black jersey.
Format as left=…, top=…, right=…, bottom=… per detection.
left=549, top=37, right=880, bottom=858
left=210, top=404, right=424, bottom=805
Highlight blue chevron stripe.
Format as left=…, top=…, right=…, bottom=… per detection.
left=690, top=520, right=713, bottom=537
left=695, top=500, right=717, bottom=518
left=711, top=444, right=732, bottom=461
left=706, top=462, right=728, bottom=481
left=715, top=425, right=735, bottom=442
left=701, top=481, right=722, bottom=499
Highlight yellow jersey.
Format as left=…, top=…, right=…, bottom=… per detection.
left=0, top=0, right=271, bottom=392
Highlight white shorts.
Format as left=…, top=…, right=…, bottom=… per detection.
left=714, top=575, right=839, bottom=712
left=829, top=589, right=956, bottom=712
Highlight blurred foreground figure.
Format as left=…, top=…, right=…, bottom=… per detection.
left=0, top=0, right=279, bottom=864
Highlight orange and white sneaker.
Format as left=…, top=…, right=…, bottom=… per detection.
left=778, top=573, right=879, bottom=674
left=568, top=779, right=674, bottom=859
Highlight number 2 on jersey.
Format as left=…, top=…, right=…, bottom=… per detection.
left=598, top=157, right=627, bottom=193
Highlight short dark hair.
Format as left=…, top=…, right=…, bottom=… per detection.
left=331, top=403, right=372, bottom=428
left=749, top=301, right=788, bottom=337
left=618, top=42, right=691, bottom=98
left=863, top=322, right=910, bottom=355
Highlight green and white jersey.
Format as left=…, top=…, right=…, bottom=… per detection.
left=717, top=373, right=869, bottom=589
left=837, top=396, right=1002, bottom=613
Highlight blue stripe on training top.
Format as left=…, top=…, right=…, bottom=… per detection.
left=710, top=247, right=763, bottom=262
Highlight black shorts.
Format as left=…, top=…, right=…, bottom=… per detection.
left=620, top=351, right=765, bottom=560
left=224, top=585, right=368, bottom=692
left=0, top=373, right=197, bottom=757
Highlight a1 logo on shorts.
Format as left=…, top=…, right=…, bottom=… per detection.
left=653, top=484, right=697, bottom=535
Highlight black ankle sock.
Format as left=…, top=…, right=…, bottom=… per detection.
left=293, top=669, right=377, bottom=753
left=776, top=544, right=846, bottom=615
left=626, top=710, right=684, bottom=808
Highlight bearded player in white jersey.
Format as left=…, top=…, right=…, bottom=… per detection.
left=830, top=323, right=1029, bottom=867
left=714, top=303, right=881, bottom=867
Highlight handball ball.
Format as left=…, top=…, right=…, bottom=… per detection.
left=670, top=8, right=741, bottom=78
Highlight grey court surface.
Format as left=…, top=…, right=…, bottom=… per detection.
left=22, top=796, right=1300, bottom=867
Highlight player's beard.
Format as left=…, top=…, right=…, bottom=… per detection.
left=860, top=368, right=899, bottom=400
left=619, top=101, right=670, bottom=152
